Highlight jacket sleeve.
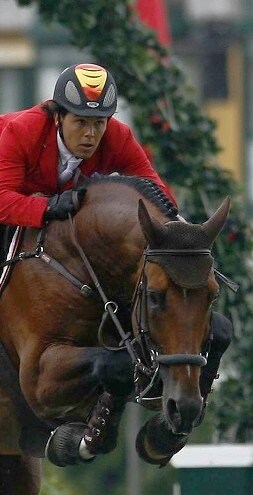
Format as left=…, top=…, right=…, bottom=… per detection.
left=0, top=122, right=48, bottom=227
left=113, top=126, right=177, bottom=206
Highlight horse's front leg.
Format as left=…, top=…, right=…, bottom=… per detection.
left=135, top=413, right=188, bottom=467
left=19, top=344, right=134, bottom=466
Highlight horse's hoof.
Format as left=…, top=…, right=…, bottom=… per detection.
left=45, top=422, right=95, bottom=467
left=135, top=416, right=188, bottom=467
left=135, top=422, right=172, bottom=467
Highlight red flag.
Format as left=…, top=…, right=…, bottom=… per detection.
left=136, top=0, right=171, bottom=46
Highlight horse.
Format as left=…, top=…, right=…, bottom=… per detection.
left=0, top=175, right=230, bottom=494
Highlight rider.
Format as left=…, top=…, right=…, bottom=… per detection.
left=0, top=63, right=176, bottom=231
left=0, top=63, right=232, bottom=460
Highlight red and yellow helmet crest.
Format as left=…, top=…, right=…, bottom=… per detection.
left=53, top=63, right=117, bottom=116
left=75, top=64, right=107, bottom=101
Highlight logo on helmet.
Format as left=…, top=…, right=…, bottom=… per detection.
left=75, top=64, right=107, bottom=101
left=87, top=102, right=99, bottom=108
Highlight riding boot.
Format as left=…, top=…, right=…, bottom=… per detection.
left=199, top=311, right=233, bottom=404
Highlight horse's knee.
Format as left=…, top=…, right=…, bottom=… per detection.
left=200, top=312, right=233, bottom=399
left=92, top=349, right=134, bottom=396
left=211, top=312, right=233, bottom=352
left=135, top=414, right=188, bottom=467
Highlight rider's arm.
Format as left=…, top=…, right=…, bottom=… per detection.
left=0, top=121, right=49, bottom=227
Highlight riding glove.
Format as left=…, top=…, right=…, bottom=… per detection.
left=44, top=186, right=86, bottom=222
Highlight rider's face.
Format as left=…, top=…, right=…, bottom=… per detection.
left=56, top=113, right=108, bottom=159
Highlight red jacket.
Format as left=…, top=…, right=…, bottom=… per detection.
left=0, top=104, right=176, bottom=227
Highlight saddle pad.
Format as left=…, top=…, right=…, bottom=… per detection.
left=0, top=227, right=23, bottom=295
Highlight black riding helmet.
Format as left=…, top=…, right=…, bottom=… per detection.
left=53, top=63, right=117, bottom=117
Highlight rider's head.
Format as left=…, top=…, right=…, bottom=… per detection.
left=53, top=63, right=117, bottom=118
left=52, top=64, right=117, bottom=159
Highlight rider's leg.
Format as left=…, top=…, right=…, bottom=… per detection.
left=200, top=311, right=233, bottom=401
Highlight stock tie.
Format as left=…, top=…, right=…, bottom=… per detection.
left=58, top=157, right=82, bottom=185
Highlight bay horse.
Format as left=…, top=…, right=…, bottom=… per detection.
left=0, top=175, right=230, bottom=494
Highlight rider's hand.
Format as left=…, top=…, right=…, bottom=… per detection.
left=44, top=186, right=86, bottom=222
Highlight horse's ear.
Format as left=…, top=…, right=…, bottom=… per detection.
left=138, top=199, right=166, bottom=244
left=202, top=196, right=231, bottom=245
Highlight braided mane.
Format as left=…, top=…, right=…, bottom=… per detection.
left=81, top=174, right=178, bottom=219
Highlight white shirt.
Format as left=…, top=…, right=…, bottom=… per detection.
left=57, top=131, right=82, bottom=184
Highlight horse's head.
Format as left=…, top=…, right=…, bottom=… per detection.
left=133, top=197, right=230, bottom=435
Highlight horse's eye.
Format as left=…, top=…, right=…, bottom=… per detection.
left=147, top=290, right=167, bottom=310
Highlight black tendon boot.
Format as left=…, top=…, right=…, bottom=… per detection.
left=136, top=414, right=188, bottom=467
left=199, top=311, right=233, bottom=419
left=45, top=392, right=125, bottom=467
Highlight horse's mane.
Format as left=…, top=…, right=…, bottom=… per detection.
left=80, top=174, right=178, bottom=219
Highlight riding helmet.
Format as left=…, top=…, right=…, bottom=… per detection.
left=53, top=63, right=117, bottom=117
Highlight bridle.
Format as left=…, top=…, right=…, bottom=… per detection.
left=130, top=245, right=238, bottom=403
left=2, top=216, right=238, bottom=405
left=130, top=247, right=212, bottom=403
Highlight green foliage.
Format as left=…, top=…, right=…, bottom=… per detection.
left=18, top=0, right=253, bottom=467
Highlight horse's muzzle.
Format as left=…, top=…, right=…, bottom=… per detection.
left=159, top=365, right=203, bottom=435
left=166, top=396, right=203, bottom=434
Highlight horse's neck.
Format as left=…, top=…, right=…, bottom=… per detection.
left=29, top=184, right=168, bottom=296
left=77, top=209, right=144, bottom=286
left=71, top=189, right=146, bottom=294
